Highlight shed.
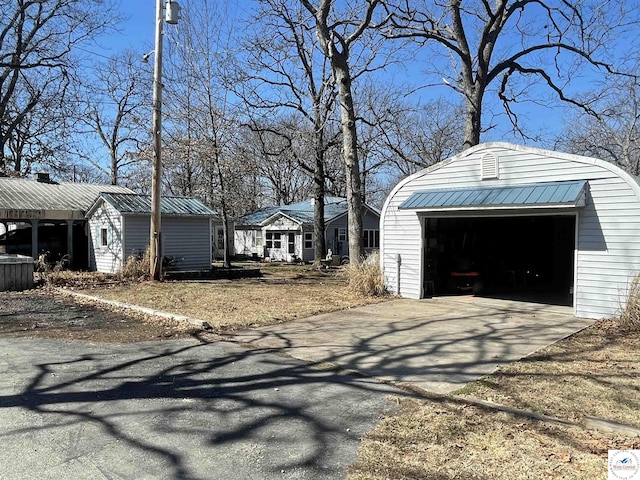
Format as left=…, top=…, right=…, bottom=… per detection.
left=235, top=197, right=380, bottom=262
left=380, top=143, right=640, bottom=319
left=86, top=193, right=214, bottom=274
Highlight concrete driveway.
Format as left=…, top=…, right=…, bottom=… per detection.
left=228, top=296, right=594, bottom=394
left=0, top=336, right=399, bottom=480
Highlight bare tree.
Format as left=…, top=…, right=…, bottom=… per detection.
left=557, top=77, right=640, bottom=176
left=0, top=0, right=121, bottom=174
left=372, top=95, right=464, bottom=176
left=238, top=0, right=340, bottom=262
left=387, top=0, right=638, bottom=149
left=164, top=0, right=242, bottom=268
left=301, top=0, right=388, bottom=263
left=240, top=123, right=313, bottom=206
left=76, top=51, right=152, bottom=186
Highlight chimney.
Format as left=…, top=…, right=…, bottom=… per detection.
left=36, top=172, right=51, bottom=183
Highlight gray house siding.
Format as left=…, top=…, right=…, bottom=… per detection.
left=381, top=143, right=640, bottom=319
left=122, top=215, right=149, bottom=260
left=122, top=215, right=212, bottom=271
left=326, top=209, right=380, bottom=257
left=163, top=217, right=212, bottom=270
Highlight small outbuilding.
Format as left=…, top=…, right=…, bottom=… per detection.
left=380, top=143, right=640, bottom=319
left=86, top=193, right=214, bottom=274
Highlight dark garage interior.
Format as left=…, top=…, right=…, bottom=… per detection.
left=423, top=215, right=575, bottom=306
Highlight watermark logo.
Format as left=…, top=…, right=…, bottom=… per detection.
left=609, top=450, right=640, bottom=480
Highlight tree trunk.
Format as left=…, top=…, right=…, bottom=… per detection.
left=313, top=158, right=326, bottom=263
left=462, top=88, right=482, bottom=150
left=333, top=58, right=364, bottom=263
left=221, top=208, right=232, bottom=269
left=111, top=150, right=118, bottom=185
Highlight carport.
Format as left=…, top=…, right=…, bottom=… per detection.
left=0, top=175, right=132, bottom=268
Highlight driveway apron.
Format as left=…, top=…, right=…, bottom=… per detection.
left=229, top=297, right=594, bottom=394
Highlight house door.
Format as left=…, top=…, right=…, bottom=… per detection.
left=288, top=233, right=296, bottom=260
left=265, top=231, right=285, bottom=261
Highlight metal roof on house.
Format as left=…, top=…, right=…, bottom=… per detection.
left=0, top=177, right=133, bottom=220
left=238, top=197, right=350, bottom=225
left=94, top=192, right=215, bottom=216
left=399, top=180, right=588, bottom=211
left=237, top=197, right=382, bottom=226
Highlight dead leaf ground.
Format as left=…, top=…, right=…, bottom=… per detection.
left=75, top=265, right=388, bottom=332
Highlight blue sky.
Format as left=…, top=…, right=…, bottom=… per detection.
left=94, top=0, right=636, bottom=150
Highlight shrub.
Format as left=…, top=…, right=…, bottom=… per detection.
left=119, top=248, right=150, bottom=281
left=620, top=273, right=640, bottom=331
left=342, top=251, right=387, bottom=297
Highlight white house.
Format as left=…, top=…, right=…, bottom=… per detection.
left=380, top=143, right=640, bottom=319
left=235, top=197, right=381, bottom=262
left=86, top=193, right=215, bottom=274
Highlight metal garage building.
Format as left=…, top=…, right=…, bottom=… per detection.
left=380, top=143, right=640, bottom=319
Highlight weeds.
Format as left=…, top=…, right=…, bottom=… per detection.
left=119, top=248, right=150, bottom=281
left=342, top=252, right=387, bottom=297
left=38, top=249, right=150, bottom=288
left=620, top=273, right=640, bottom=331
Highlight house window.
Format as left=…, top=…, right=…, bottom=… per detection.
left=217, top=228, right=224, bottom=250
left=304, top=232, right=313, bottom=249
left=253, top=230, right=263, bottom=247
left=100, top=228, right=108, bottom=247
left=363, top=229, right=380, bottom=249
left=266, top=232, right=281, bottom=249
left=338, top=228, right=346, bottom=241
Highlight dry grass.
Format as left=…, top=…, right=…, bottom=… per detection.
left=349, top=319, right=640, bottom=480
left=342, top=252, right=386, bottom=297
left=119, top=249, right=150, bottom=281
left=76, top=264, right=390, bottom=331
left=620, top=273, right=640, bottom=331
left=349, top=397, right=634, bottom=480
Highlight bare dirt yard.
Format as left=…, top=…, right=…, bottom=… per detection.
left=0, top=289, right=201, bottom=342
left=348, top=319, right=640, bottom=480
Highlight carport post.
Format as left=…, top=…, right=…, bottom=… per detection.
left=66, top=220, right=74, bottom=265
left=30, top=220, right=39, bottom=259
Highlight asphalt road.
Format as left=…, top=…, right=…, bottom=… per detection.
left=0, top=336, right=400, bottom=480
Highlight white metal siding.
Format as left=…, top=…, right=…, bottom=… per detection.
left=88, top=202, right=124, bottom=274
left=381, top=143, right=640, bottom=319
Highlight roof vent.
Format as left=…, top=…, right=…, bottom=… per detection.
left=481, top=153, right=499, bottom=180
left=36, top=172, right=51, bottom=183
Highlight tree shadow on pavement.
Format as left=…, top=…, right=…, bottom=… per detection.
left=0, top=334, right=402, bottom=480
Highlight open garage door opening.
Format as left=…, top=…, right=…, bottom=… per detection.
left=423, top=215, right=575, bottom=306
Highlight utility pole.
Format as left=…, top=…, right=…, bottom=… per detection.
left=149, top=0, right=180, bottom=280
